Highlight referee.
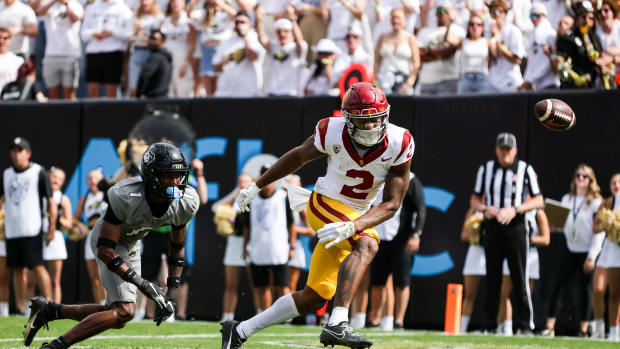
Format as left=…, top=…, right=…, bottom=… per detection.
left=470, top=132, right=543, bottom=334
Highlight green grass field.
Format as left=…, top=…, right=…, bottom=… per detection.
left=0, top=316, right=616, bottom=349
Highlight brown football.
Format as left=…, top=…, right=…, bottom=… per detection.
left=534, top=98, right=576, bottom=131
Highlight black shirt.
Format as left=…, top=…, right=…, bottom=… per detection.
left=137, top=47, right=173, bottom=98
left=556, top=28, right=603, bottom=88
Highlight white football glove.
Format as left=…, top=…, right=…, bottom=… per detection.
left=234, top=182, right=260, bottom=212
left=317, top=221, right=356, bottom=249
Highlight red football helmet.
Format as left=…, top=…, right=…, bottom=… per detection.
left=341, top=82, right=390, bottom=146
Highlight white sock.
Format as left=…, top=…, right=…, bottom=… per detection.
left=351, top=313, right=366, bottom=330
left=327, top=307, right=349, bottom=326
left=380, top=315, right=394, bottom=331
left=99, top=300, right=106, bottom=306
left=503, top=320, right=513, bottom=336
left=133, top=307, right=145, bottom=321
left=24, top=301, right=31, bottom=317
left=166, top=314, right=175, bottom=323
left=236, top=294, right=300, bottom=339
left=592, top=319, right=605, bottom=337
left=221, top=312, right=234, bottom=322
left=0, top=302, right=8, bottom=317
left=610, top=325, right=619, bottom=339
left=460, top=315, right=471, bottom=334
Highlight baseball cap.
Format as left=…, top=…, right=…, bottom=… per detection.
left=531, top=2, right=547, bottom=16
left=496, top=133, right=517, bottom=148
left=274, top=18, right=293, bottom=31
left=9, top=137, right=31, bottom=151
left=315, top=38, right=339, bottom=54
left=347, top=23, right=363, bottom=36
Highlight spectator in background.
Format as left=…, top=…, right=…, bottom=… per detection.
left=304, top=37, right=340, bottom=95
left=0, top=202, right=6, bottom=316
left=487, top=0, right=526, bottom=92
left=555, top=1, right=603, bottom=89
left=257, top=6, right=308, bottom=96
left=1, top=60, right=47, bottom=101
left=457, top=14, right=492, bottom=94
left=0, top=28, right=24, bottom=92
left=295, top=0, right=327, bottom=61
left=284, top=175, right=315, bottom=294
left=217, top=173, right=253, bottom=322
left=243, top=164, right=294, bottom=312
left=191, top=0, right=235, bottom=96
left=518, top=3, right=559, bottom=91
left=44, top=167, right=71, bottom=303
left=372, top=0, right=419, bottom=45
left=326, top=0, right=366, bottom=50
left=538, top=164, right=604, bottom=337
left=542, top=0, right=569, bottom=31
left=505, top=0, right=534, bottom=40
left=212, top=10, right=265, bottom=97
left=162, top=0, right=196, bottom=98
left=257, top=0, right=290, bottom=40
left=127, top=0, right=164, bottom=97
left=37, top=0, right=83, bottom=100
left=591, top=172, right=620, bottom=339
left=1, top=137, right=54, bottom=314
left=557, top=15, right=574, bottom=37
left=374, top=8, right=420, bottom=95
left=137, top=29, right=173, bottom=98
left=595, top=0, right=620, bottom=89
left=338, top=23, right=372, bottom=72
left=74, top=168, right=107, bottom=306
left=417, top=0, right=465, bottom=95
left=80, top=0, right=133, bottom=98
left=0, top=0, right=38, bottom=57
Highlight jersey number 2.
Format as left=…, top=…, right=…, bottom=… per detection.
left=340, top=170, right=374, bottom=200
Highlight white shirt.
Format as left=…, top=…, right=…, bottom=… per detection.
left=312, top=116, right=414, bottom=213
left=537, top=0, right=567, bottom=30
left=161, top=11, right=192, bottom=55
left=460, top=38, right=489, bottom=75
left=212, top=30, right=265, bottom=97
left=0, top=51, right=24, bottom=92
left=265, top=39, right=308, bottom=96
left=81, top=0, right=134, bottom=53
left=417, top=24, right=466, bottom=84
left=506, top=0, right=533, bottom=39
left=596, top=20, right=620, bottom=52
left=327, top=0, right=356, bottom=40
left=258, top=0, right=288, bottom=14
left=561, top=194, right=605, bottom=259
left=128, top=13, right=164, bottom=48
left=248, top=190, right=290, bottom=265
left=42, top=0, right=84, bottom=57
left=488, top=23, right=526, bottom=92
left=3, top=163, right=45, bottom=239
left=190, top=8, right=232, bottom=44
left=0, top=1, right=37, bottom=55
left=523, top=19, right=558, bottom=89
left=335, top=44, right=371, bottom=73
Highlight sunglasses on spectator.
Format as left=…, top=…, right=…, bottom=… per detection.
left=598, top=7, right=612, bottom=14
left=468, top=22, right=483, bottom=27
left=436, top=7, right=449, bottom=14
left=575, top=173, right=589, bottom=179
left=530, top=13, right=541, bottom=19
left=345, top=34, right=360, bottom=40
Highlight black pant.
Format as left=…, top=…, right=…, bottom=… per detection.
left=483, top=218, right=532, bottom=331
left=537, top=235, right=592, bottom=324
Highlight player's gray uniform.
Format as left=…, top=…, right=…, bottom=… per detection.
left=90, top=177, right=199, bottom=304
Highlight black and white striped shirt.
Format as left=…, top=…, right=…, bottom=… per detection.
left=473, top=159, right=541, bottom=209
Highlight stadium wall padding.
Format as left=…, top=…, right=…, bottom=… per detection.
left=0, top=90, right=618, bottom=329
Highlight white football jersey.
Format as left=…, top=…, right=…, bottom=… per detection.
left=312, top=117, right=414, bottom=213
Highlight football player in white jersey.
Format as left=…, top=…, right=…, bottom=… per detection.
left=221, top=82, right=414, bottom=349
left=23, top=143, right=200, bottom=349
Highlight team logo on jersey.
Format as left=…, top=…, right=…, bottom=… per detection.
left=143, top=149, right=155, bottom=163
left=332, top=145, right=341, bottom=154
left=8, top=177, right=29, bottom=205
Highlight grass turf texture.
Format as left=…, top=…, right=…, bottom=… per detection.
left=0, top=316, right=615, bottom=348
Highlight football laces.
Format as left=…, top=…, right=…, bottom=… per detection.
left=553, top=110, right=572, bottom=124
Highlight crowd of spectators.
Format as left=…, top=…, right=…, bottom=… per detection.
left=0, top=0, right=618, bottom=100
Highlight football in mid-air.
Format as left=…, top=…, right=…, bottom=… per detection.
left=534, top=98, right=576, bottom=131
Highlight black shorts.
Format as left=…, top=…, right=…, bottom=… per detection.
left=6, top=234, right=44, bottom=269
left=86, top=51, right=124, bottom=84
left=249, top=264, right=289, bottom=287
left=370, top=239, right=413, bottom=288
left=141, top=232, right=170, bottom=282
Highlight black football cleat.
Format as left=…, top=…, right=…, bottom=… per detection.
left=24, top=296, right=58, bottom=346
left=320, top=321, right=373, bottom=348
left=38, top=339, right=66, bottom=349
left=220, top=320, right=246, bottom=349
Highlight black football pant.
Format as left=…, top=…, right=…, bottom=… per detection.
left=483, top=218, right=532, bottom=331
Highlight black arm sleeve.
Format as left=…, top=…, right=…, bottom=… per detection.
left=411, top=176, right=426, bottom=235
left=38, top=169, right=52, bottom=199
left=103, top=205, right=122, bottom=225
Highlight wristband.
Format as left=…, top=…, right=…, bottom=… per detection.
left=106, top=256, right=124, bottom=272
left=167, top=276, right=181, bottom=289
left=167, top=256, right=186, bottom=267
left=170, top=240, right=185, bottom=250
left=122, top=268, right=137, bottom=282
